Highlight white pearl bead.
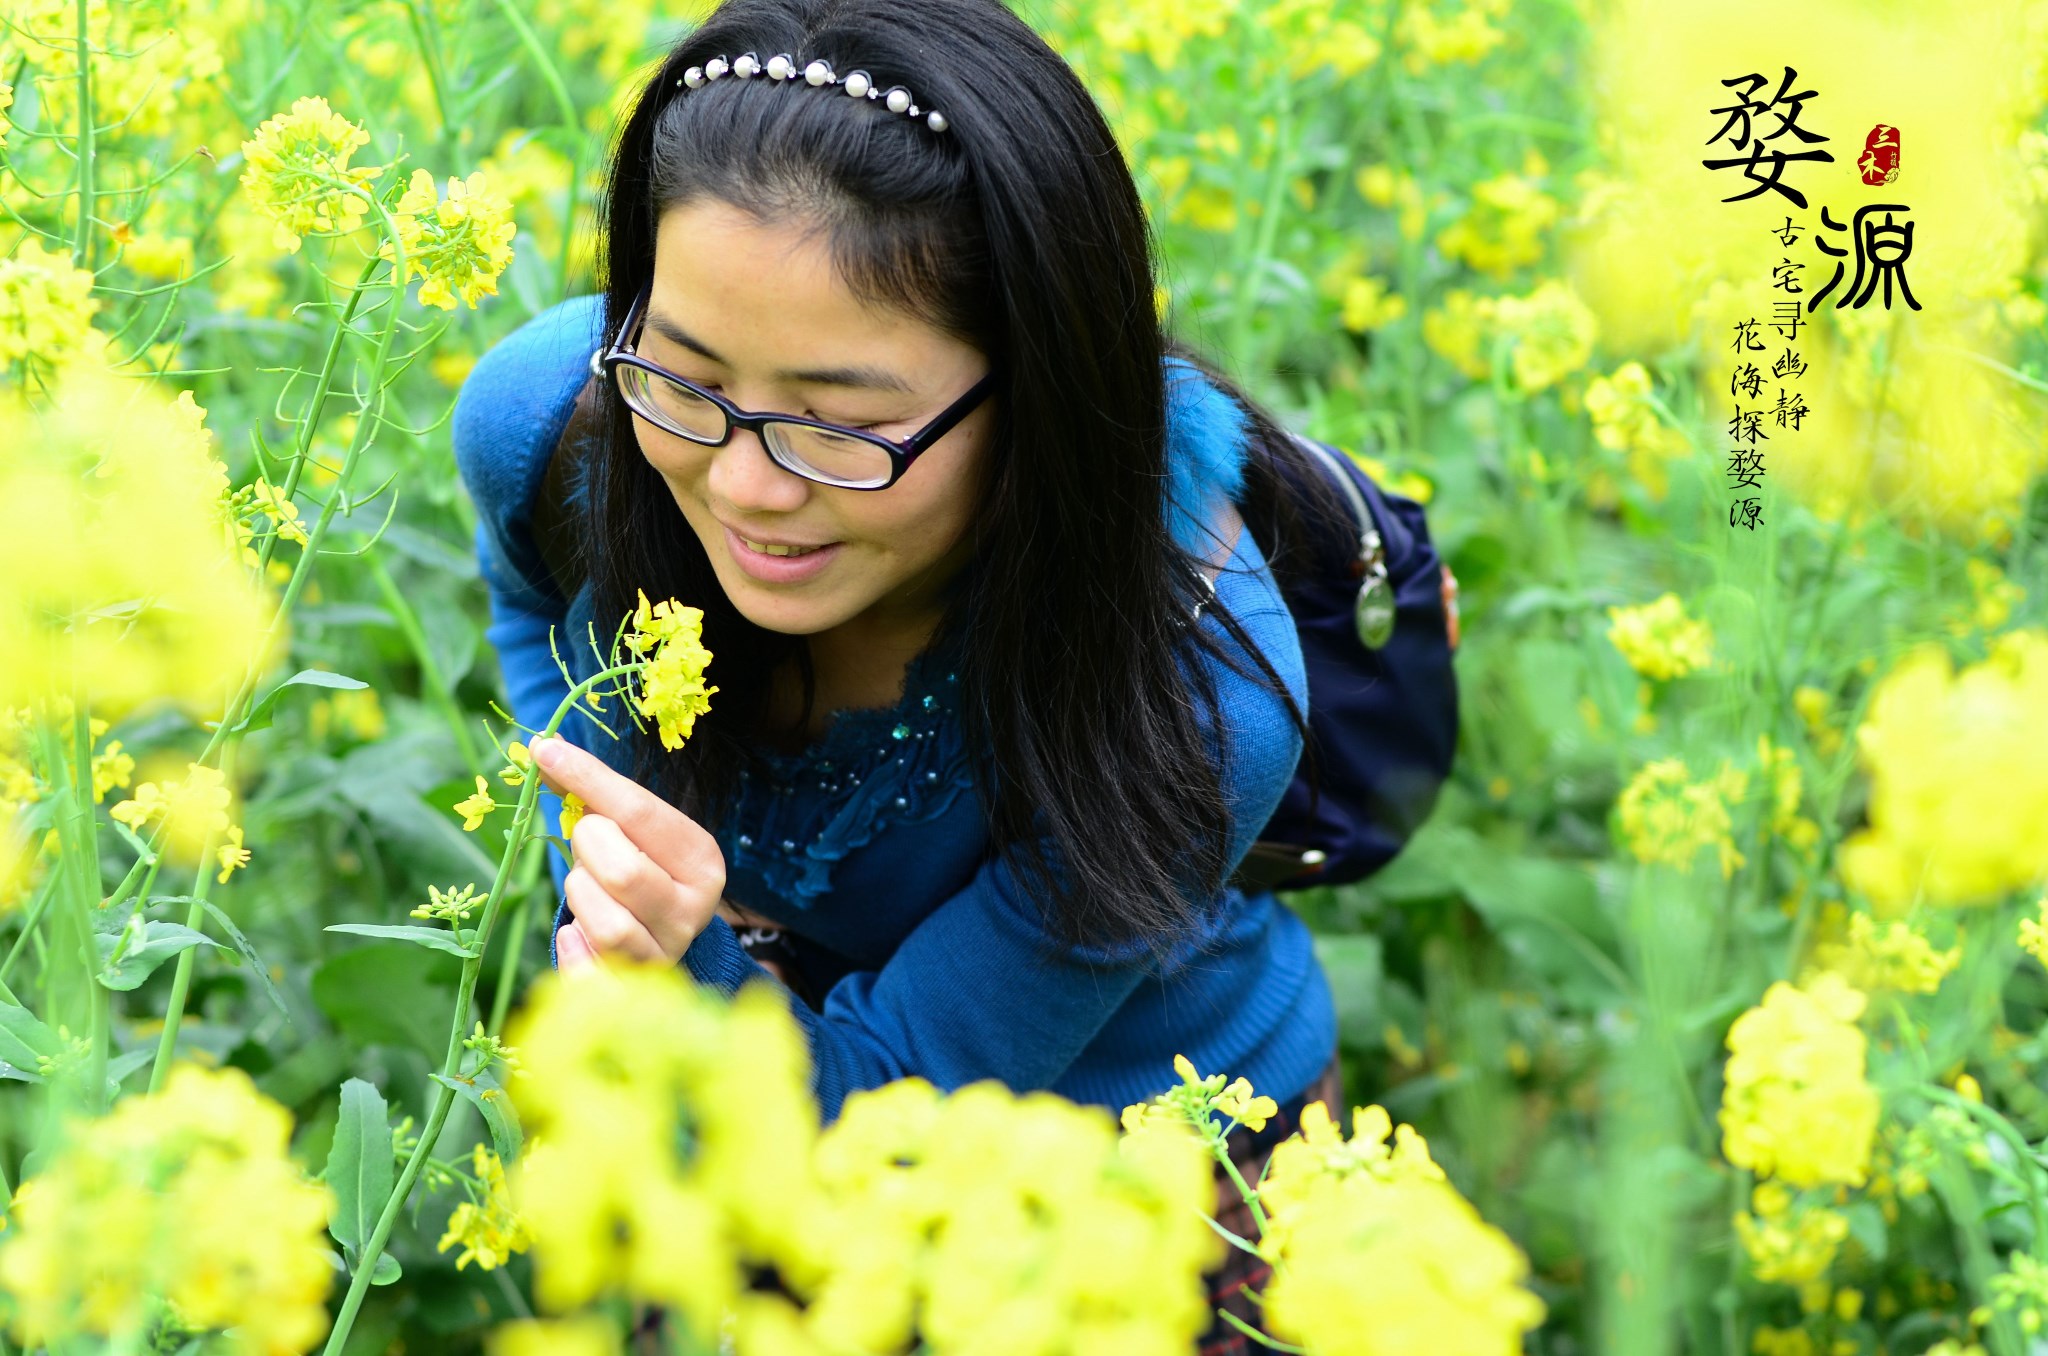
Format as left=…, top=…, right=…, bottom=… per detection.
left=885, top=87, right=910, bottom=113
left=705, top=56, right=728, bottom=79
left=733, top=52, right=758, bottom=77
left=844, top=71, right=871, bottom=98
left=683, top=66, right=705, bottom=88
left=766, top=53, right=792, bottom=79
left=927, top=110, right=947, bottom=132
left=804, top=59, right=832, bottom=86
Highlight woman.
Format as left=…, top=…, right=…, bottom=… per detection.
left=452, top=0, right=1349, bottom=1346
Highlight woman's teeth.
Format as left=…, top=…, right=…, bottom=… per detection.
left=741, top=538, right=824, bottom=557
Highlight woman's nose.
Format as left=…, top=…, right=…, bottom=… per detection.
left=708, top=424, right=811, bottom=514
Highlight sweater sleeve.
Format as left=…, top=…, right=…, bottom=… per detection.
left=680, top=530, right=1308, bottom=1126
left=451, top=293, right=608, bottom=907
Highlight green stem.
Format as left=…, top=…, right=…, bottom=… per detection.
left=321, top=665, right=639, bottom=1356
left=1224, top=74, right=1295, bottom=375
left=68, top=698, right=107, bottom=1106
left=31, top=717, right=103, bottom=1110
left=147, top=742, right=235, bottom=1093
left=70, top=0, right=94, bottom=270
left=363, top=551, right=483, bottom=768
left=486, top=842, right=546, bottom=1037
left=487, top=0, right=583, bottom=296
left=1214, top=1308, right=1305, bottom=1353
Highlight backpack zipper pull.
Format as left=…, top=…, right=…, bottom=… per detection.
left=1354, top=524, right=1395, bottom=649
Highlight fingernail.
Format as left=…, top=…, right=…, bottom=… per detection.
left=530, top=735, right=562, bottom=770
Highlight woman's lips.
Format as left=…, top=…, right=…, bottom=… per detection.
left=723, top=525, right=843, bottom=583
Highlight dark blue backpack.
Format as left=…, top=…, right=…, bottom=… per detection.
left=1229, top=433, right=1461, bottom=893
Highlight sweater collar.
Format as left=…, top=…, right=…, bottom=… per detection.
left=1162, top=355, right=1250, bottom=556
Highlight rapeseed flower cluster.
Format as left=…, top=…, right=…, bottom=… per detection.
left=1813, top=912, right=1960, bottom=997
left=1733, top=1182, right=1849, bottom=1287
left=627, top=590, right=719, bottom=750
left=1583, top=361, right=1690, bottom=500
left=1423, top=281, right=1597, bottom=393
left=504, top=965, right=817, bottom=1341
left=0, top=238, right=103, bottom=378
left=0, top=1064, right=333, bottom=1354
left=0, top=366, right=274, bottom=714
left=111, top=762, right=238, bottom=868
left=1614, top=757, right=1748, bottom=876
left=382, top=169, right=518, bottom=310
left=1839, top=630, right=2048, bottom=909
left=1256, top=1103, right=1546, bottom=1355
left=1436, top=166, right=1558, bottom=278
left=1394, top=0, right=1512, bottom=72
left=439, top=1146, right=533, bottom=1272
left=1720, top=973, right=1879, bottom=1189
left=1095, top=0, right=1237, bottom=70
left=1606, top=593, right=1715, bottom=681
left=238, top=96, right=383, bottom=253
left=2019, top=896, right=2048, bottom=970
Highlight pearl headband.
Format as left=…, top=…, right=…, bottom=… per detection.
left=675, top=52, right=951, bottom=133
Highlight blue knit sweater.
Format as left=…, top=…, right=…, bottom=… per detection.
left=452, top=294, right=1337, bottom=1127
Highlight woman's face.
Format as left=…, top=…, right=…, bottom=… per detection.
left=630, top=199, right=996, bottom=641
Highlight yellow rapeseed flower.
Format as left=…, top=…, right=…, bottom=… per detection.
left=110, top=763, right=235, bottom=864
left=1095, top=0, right=1239, bottom=69
left=2018, top=896, right=2048, bottom=971
left=0, top=366, right=274, bottom=715
left=1815, top=912, right=1960, bottom=996
left=238, top=96, right=383, bottom=254
left=1436, top=172, right=1559, bottom=277
left=1839, top=631, right=2048, bottom=909
left=454, top=776, right=499, bottom=832
left=1395, top=0, right=1511, bottom=73
left=1734, top=1181, right=1849, bottom=1285
left=1615, top=757, right=1749, bottom=877
left=1340, top=274, right=1408, bottom=332
left=1606, top=593, right=1715, bottom=681
left=0, top=1064, right=333, bottom=1353
left=1719, top=974, right=1879, bottom=1189
left=1491, top=280, right=1598, bottom=393
left=382, top=169, right=518, bottom=311
left=506, top=965, right=818, bottom=1340
left=1256, top=1101, right=1543, bottom=1355
left=486, top=1316, right=623, bottom=1356
left=215, top=824, right=251, bottom=884
left=0, top=238, right=103, bottom=377
left=439, top=1146, right=532, bottom=1271
left=1584, top=361, right=1690, bottom=500
left=556, top=792, right=586, bottom=841
left=627, top=591, right=718, bottom=751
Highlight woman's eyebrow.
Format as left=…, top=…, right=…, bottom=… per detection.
left=644, top=309, right=917, bottom=393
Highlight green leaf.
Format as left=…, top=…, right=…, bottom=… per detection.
left=1312, top=933, right=1384, bottom=1051
left=95, top=921, right=226, bottom=991
left=433, top=1069, right=523, bottom=1162
left=324, top=1078, right=395, bottom=1259
left=312, top=945, right=459, bottom=1055
left=232, top=669, right=370, bottom=735
left=326, top=923, right=480, bottom=959
left=199, top=899, right=295, bottom=1022
left=0, top=999, right=58, bottom=1078
left=369, top=1252, right=402, bottom=1285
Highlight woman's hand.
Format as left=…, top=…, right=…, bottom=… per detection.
left=529, top=734, right=725, bottom=971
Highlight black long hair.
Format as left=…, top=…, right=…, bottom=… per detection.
left=580, top=0, right=1349, bottom=968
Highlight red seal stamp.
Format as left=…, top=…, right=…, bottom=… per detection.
left=1858, top=124, right=1900, bottom=186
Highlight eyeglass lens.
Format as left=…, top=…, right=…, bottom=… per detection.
left=615, top=365, right=896, bottom=489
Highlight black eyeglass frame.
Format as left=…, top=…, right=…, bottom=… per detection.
left=590, top=284, right=997, bottom=491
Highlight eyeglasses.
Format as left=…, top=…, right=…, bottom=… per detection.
left=590, top=285, right=997, bottom=491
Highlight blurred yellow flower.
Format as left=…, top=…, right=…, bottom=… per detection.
left=487, top=1317, right=622, bottom=1356
left=1258, top=1104, right=1544, bottom=1356
left=1584, top=361, right=1690, bottom=500
left=1097, top=0, right=1239, bottom=69
left=1423, top=289, right=1497, bottom=380
left=1839, top=630, right=2048, bottom=909
left=119, top=232, right=195, bottom=281
left=1946, top=558, right=2026, bottom=637
left=382, top=169, right=519, bottom=311
left=1492, top=280, right=1598, bottom=392
left=1437, top=172, right=1559, bottom=277
left=2018, top=896, right=2048, bottom=970
left=1813, top=912, right=1959, bottom=996
left=1395, top=0, right=1511, bottom=73
left=1606, top=593, right=1715, bottom=681
left=1734, top=1182, right=1848, bottom=1286
left=0, top=238, right=103, bottom=377
left=1720, top=973, right=1878, bottom=1189
left=1340, top=274, right=1408, bottom=332
left=0, top=1064, right=333, bottom=1353
left=1615, top=757, right=1748, bottom=876
left=1792, top=685, right=1843, bottom=759
left=1357, top=164, right=1429, bottom=241
left=110, top=762, right=235, bottom=864
left=238, top=96, right=383, bottom=254
left=1171, top=184, right=1239, bottom=233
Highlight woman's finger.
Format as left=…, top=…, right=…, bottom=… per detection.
left=563, top=863, right=664, bottom=962
left=571, top=813, right=708, bottom=959
left=556, top=920, right=599, bottom=972
left=529, top=734, right=723, bottom=887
